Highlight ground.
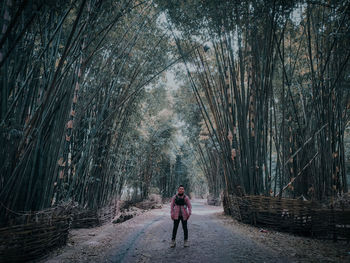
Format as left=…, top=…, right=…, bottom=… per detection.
left=42, top=199, right=350, bottom=263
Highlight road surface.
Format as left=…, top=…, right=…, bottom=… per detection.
left=103, top=199, right=289, bottom=263
left=45, top=199, right=349, bottom=263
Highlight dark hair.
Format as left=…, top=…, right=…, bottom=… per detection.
left=178, top=185, right=184, bottom=189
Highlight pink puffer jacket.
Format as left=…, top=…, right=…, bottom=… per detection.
left=170, top=194, right=192, bottom=220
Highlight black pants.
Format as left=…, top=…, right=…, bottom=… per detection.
left=172, top=216, right=188, bottom=240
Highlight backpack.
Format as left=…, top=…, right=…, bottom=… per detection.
left=175, top=194, right=186, bottom=206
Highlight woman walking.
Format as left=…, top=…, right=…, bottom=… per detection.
left=170, top=185, right=192, bottom=248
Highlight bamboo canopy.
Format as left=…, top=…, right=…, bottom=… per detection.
left=0, top=0, right=350, bottom=261
left=162, top=0, right=350, bottom=201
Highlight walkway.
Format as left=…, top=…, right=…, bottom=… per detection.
left=105, top=199, right=289, bottom=263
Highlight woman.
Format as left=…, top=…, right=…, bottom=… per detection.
left=170, top=185, right=192, bottom=248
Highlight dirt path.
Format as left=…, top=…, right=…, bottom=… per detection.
left=105, top=199, right=289, bottom=263
left=44, top=199, right=349, bottom=263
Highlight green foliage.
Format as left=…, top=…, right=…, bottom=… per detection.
left=0, top=0, right=175, bottom=222
left=162, top=0, right=350, bottom=200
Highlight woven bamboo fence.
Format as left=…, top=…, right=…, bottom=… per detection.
left=70, top=200, right=120, bottom=229
left=70, top=209, right=99, bottom=228
left=0, top=208, right=70, bottom=263
left=0, top=200, right=120, bottom=262
left=98, top=202, right=119, bottom=225
left=223, top=195, right=350, bottom=241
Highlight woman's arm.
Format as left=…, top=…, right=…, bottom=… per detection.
left=186, top=196, right=192, bottom=217
left=170, top=196, right=175, bottom=219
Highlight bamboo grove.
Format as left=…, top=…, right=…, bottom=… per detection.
left=161, top=0, right=350, bottom=201
left=0, top=0, right=195, bottom=225
left=1, top=0, right=350, bottom=226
